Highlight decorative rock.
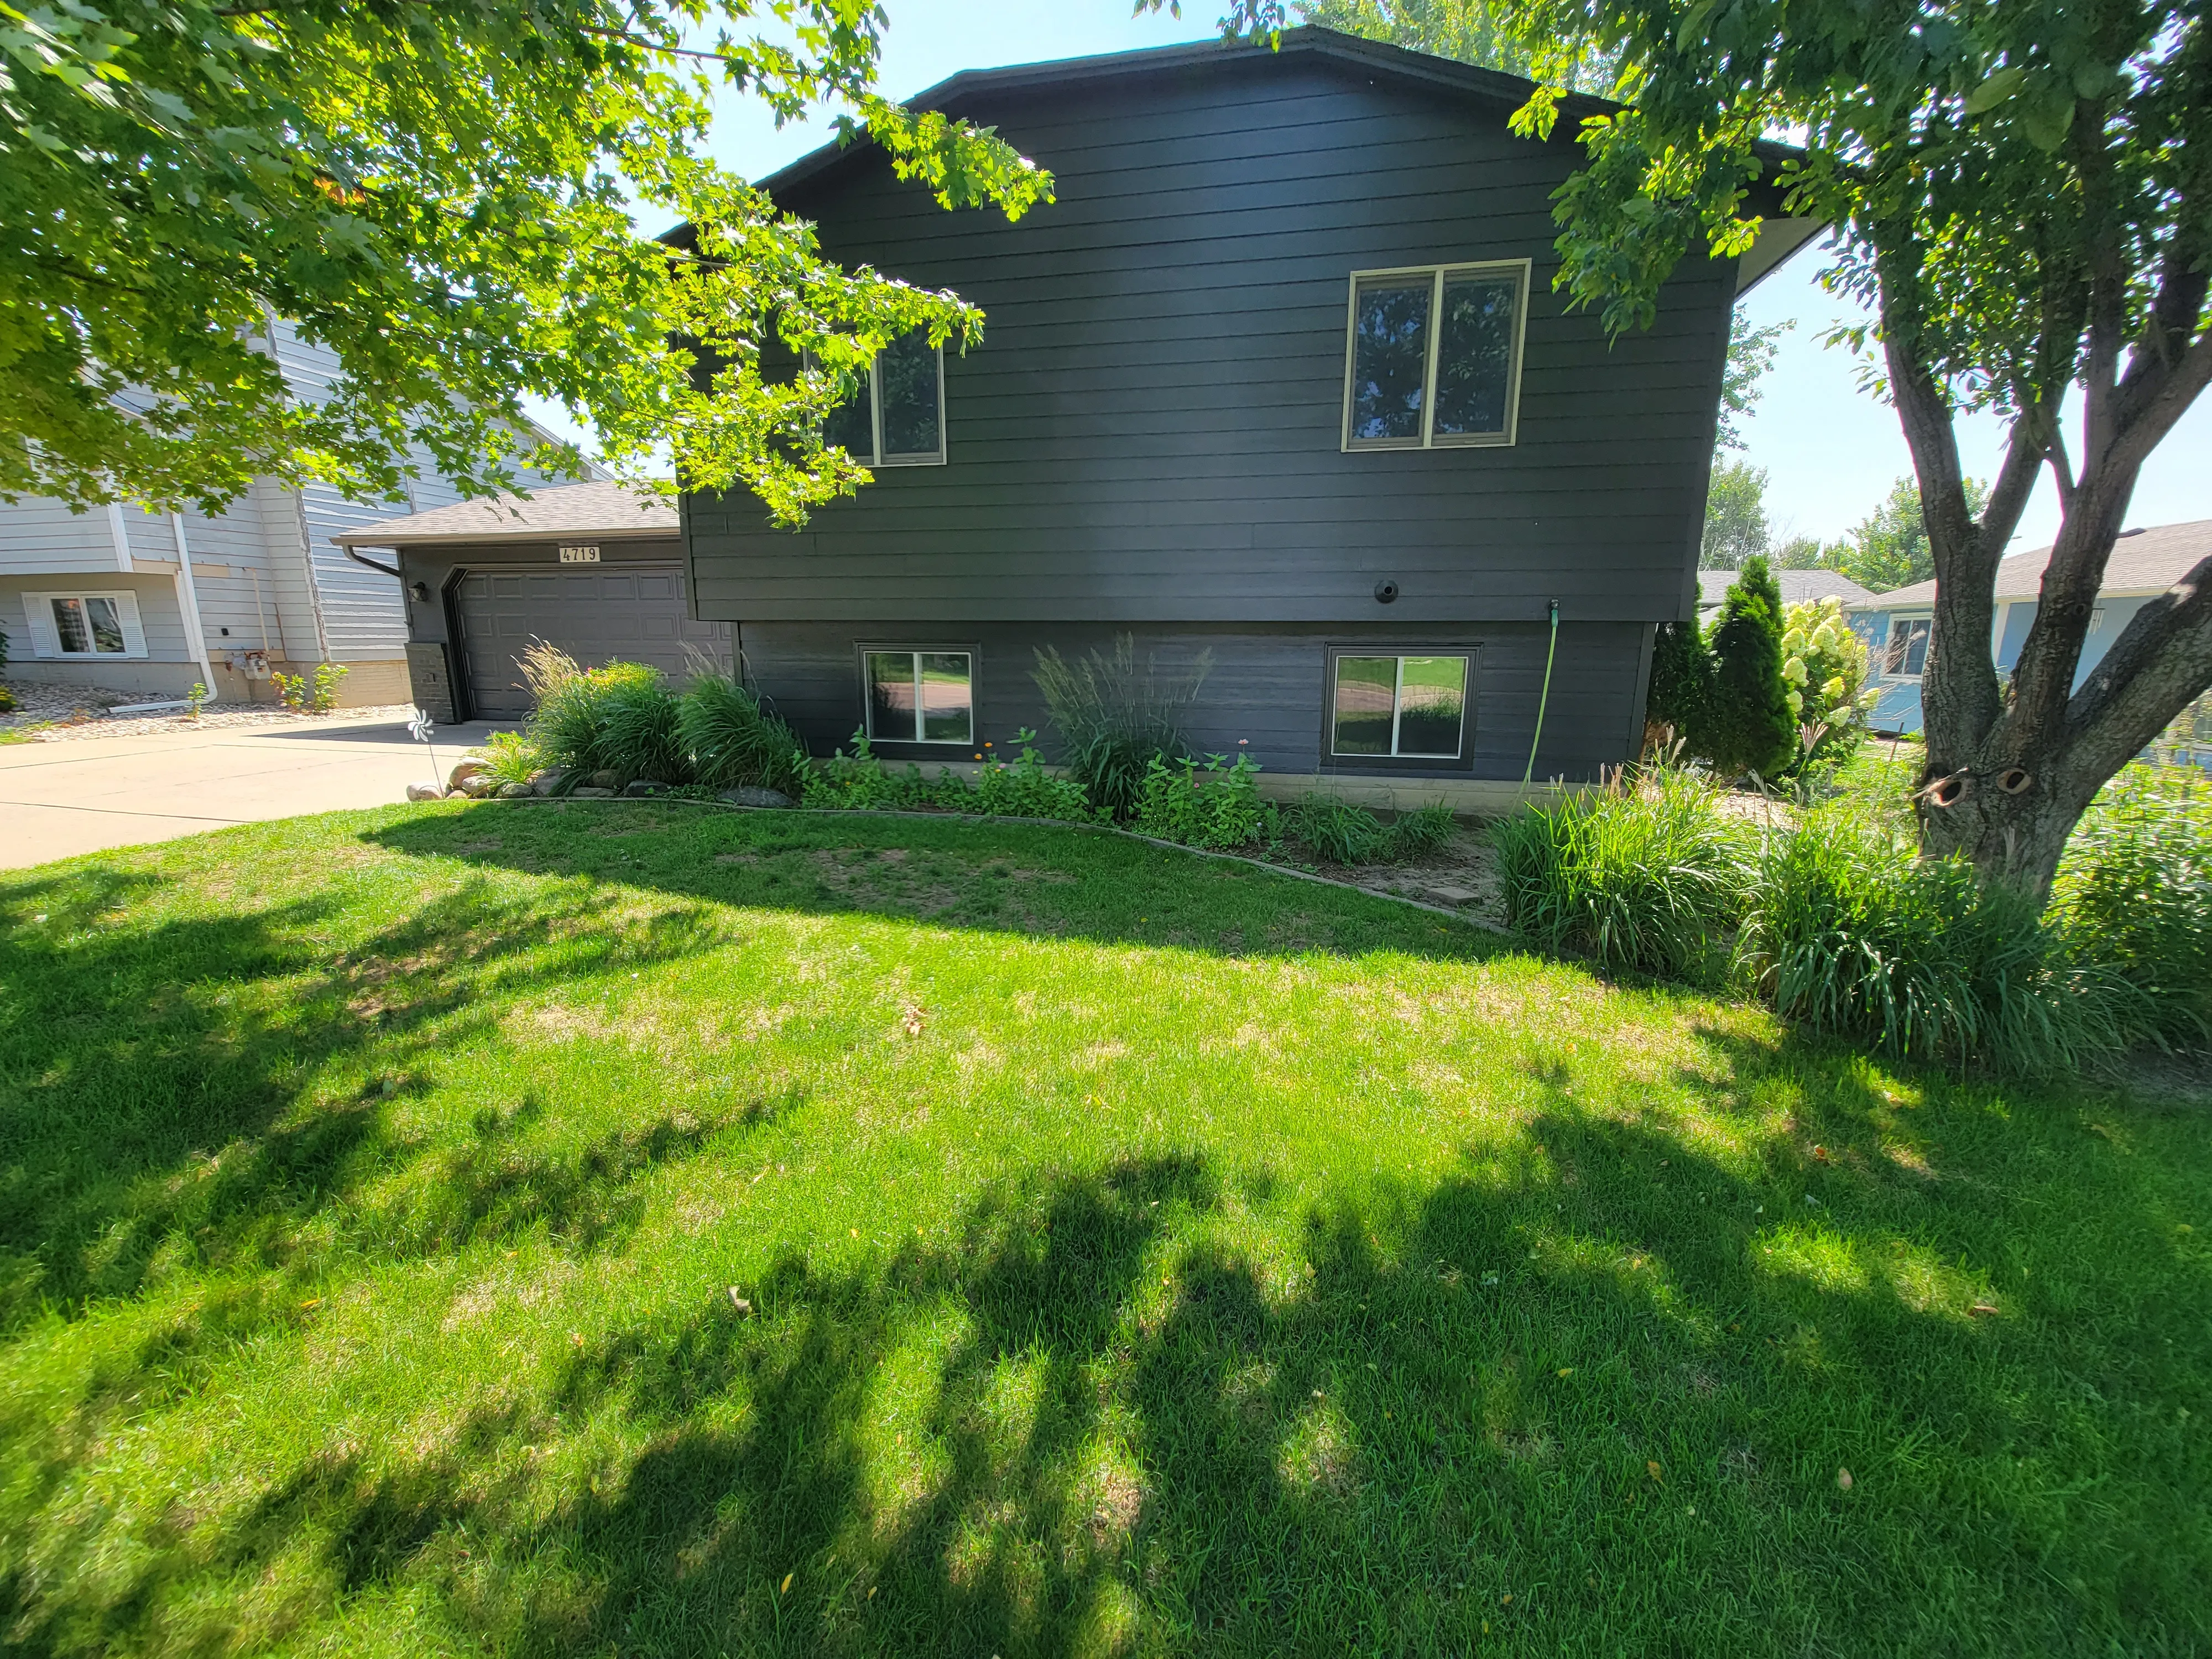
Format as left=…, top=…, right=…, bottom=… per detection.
left=405, top=781, right=444, bottom=802
left=587, top=769, right=622, bottom=791
left=1425, top=884, right=1479, bottom=906
left=719, top=785, right=795, bottom=809
left=497, top=781, right=533, bottom=799
left=446, top=759, right=488, bottom=791
left=622, top=779, right=671, bottom=798
left=527, top=768, right=570, bottom=797
left=570, top=786, right=616, bottom=798
left=459, top=774, right=499, bottom=799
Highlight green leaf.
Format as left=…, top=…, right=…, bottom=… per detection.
left=1961, top=64, right=2026, bottom=116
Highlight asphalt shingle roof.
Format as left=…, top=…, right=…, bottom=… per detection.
left=333, top=482, right=676, bottom=547
left=1697, top=567, right=1877, bottom=611
left=1853, top=518, right=2212, bottom=608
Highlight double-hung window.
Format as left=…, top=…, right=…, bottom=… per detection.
left=1330, top=653, right=1470, bottom=759
left=1343, top=260, right=1531, bottom=450
left=821, top=330, right=946, bottom=466
left=865, top=649, right=973, bottom=744
left=23, top=591, right=146, bottom=659
left=1882, top=617, right=1932, bottom=678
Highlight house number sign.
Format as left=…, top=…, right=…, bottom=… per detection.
left=558, top=544, right=601, bottom=564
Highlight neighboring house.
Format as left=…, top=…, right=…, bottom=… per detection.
left=661, top=29, right=1819, bottom=800
left=1848, top=518, right=2212, bottom=737
left=1697, top=568, right=1875, bottom=616
left=0, top=321, right=585, bottom=708
left=335, top=482, right=726, bottom=721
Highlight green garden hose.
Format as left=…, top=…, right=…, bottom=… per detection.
left=1522, top=598, right=1559, bottom=787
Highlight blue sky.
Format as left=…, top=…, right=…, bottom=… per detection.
left=578, top=0, right=2209, bottom=553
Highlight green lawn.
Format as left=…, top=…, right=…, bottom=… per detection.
left=1, top=800, right=2206, bottom=1657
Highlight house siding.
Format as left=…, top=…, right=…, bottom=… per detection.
left=739, top=619, right=1647, bottom=784
left=685, top=48, right=1729, bottom=777
left=687, top=58, right=1729, bottom=629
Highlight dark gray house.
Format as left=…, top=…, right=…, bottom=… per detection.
left=684, top=29, right=1813, bottom=803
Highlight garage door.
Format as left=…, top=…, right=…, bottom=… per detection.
left=453, top=564, right=731, bottom=718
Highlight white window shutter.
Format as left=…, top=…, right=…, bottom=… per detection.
left=111, top=590, right=148, bottom=658
left=22, top=594, right=62, bottom=659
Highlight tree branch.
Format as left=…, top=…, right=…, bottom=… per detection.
left=2055, top=554, right=2212, bottom=802
left=2046, top=421, right=2076, bottom=517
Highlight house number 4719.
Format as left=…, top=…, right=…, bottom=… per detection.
left=559, top=544, right=601, bottom=564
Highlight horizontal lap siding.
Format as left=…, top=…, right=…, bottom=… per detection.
left=739, top=620, right=1646, bottom=782
left=687, top=56, right=1725, bottom=631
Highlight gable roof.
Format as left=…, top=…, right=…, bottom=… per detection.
left=1698, top=567, right=1876, bottom=612
left=1851, top=519, right=2212, bottom=609
left=713, top=28, right=1819, bottom=295
left=332, top=481, right=677, bottom=548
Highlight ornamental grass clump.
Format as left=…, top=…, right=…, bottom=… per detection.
left=677, top=672, right=806, bottom=796
left=1284, top=795, right=1458, bottom=865
left=2050, top=764, right=2212, bottom=1051
left=471, top=730, right=540, bottom=786
left=1034, top=635, right=1210, bottom=823
left=1738, top=802, right=2142, bottom=1075
left=529, top=660, right=686, bottom=782
left=1493, top=765, right=1752, bottom=982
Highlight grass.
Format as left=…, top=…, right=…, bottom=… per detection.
left=1, top=801, right=2207, bottom=1657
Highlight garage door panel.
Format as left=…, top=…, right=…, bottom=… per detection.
left=454, top=562, right=729, bottom=718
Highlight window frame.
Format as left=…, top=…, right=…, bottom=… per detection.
left=1340, top=259, right=1532, bottom=453
left=808, top=338, right=948, bottom=468
left=1881, top=615, right=1933, bottom=680
left=856, top=643, right=978, bottom=748
left=1321, top=645, right=1480, bottom=770
left=22, top=589, right=148, bottom=660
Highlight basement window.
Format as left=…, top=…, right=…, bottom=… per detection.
left=820, top=330, right=946, bottom=466
left=24, top=591, right=147, bottom=659
left=1343, top=261, right=1530, bottom=451
left=865, top=649, right=973, bottom=744
left=1330, top=654, right=1469, bottom=759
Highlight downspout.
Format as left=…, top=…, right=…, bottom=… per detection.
left=344, top=545, right=402, bottom=580
left=169, top=512, right=220, bottom=701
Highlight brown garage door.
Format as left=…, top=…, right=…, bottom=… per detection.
left=453, top=564, right=731, bottom=718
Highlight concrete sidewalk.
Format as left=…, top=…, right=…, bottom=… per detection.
left=0, top=713, right=504, bottom=868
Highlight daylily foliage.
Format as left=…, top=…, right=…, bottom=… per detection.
left=0, top=0, right=1053, bottom=518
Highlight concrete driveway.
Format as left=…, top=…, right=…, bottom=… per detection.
left=0, top=712, right=505, bottom=869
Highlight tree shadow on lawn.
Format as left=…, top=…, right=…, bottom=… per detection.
left=14, top=1087, right=2206, bottom=1659
left=365, top=800, right=1506, bottom=965
left=0, top=858, right=739, bottom=1332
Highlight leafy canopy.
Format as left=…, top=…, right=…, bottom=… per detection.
left=1700, top=456, right=1769, bottom=567
left=0, top=0, right=1053, bottom=517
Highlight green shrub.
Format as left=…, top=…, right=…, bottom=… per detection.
left=2052, top=764, right=2212, bottom=1049
left=1284, top=796, right=1458, bottom=865
left=678, top=673, right=806, bottom=796
left=529, top=660, right=686, bottom=782
left=1135, top=752, right=1271, bottom=850
left=1493, top=767, right=1752, bottom=982
left=471, top=731, right=540, bottom=786
left=1739, top=804, right=2141, bottom=1074
left=1034, top=636, right=1210, bottom=822
left=801, top=732, right=951, bottom=811
left=971, top=728, right=1095, bottom=821
left=1645, top=618, right=1712, bottom=745
left=1780, top=596, right=1878, bottom=773
left=1702, top=557, right=1796, bottom=780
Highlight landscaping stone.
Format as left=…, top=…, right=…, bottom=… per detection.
left=458, top=774, right=499, bottom=799
left=446, top=759, right=488, bottom=791
left=587, top=769, right=622, bottom=790
left=405, top=782, right=444, bottom=802
left=526, top=768, right=570, bottom=796
left=497, top=781, right=533, bottom=799
left=622, top=779, right=672, bottom=798
left=719, top=785, right=795, bottom=808
left=1425, top=884, right=1479, bottom=906
left=571, top=786, right=616, bottom=798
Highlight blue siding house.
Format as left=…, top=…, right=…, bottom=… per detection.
left=1848, top=518, right=2212, bottom=744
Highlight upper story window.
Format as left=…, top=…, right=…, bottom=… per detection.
left=1882, top=617, right=1932, bottom=678
left=1343, top=260, right=1530, bottom=452
left=821, top=330, right=946, bottom=466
